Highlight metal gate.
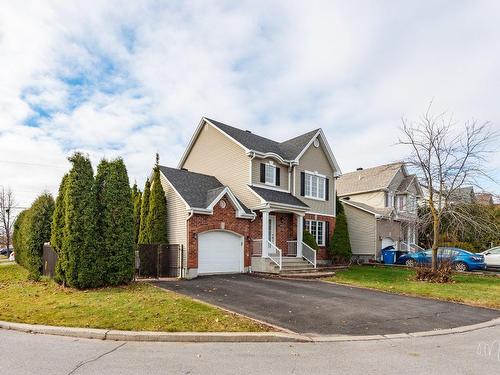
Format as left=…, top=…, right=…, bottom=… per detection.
left=136, top=244, right=182, bottom=278
left=42, top=244, right=58, bottom=278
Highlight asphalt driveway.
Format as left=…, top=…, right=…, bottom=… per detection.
left=152, top=275, right=499, bottom=336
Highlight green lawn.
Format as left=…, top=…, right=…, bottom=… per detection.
left=0, top=264, right=270, bottom=332
left=327, top=266, right=500, bottom=309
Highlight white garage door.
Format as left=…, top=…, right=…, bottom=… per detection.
left=198, top=231, right=244, bottom=275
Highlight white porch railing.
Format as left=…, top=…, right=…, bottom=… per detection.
left=302, top=241, right=317, bottom=268
left=252, top=239, right=262, bottom=256
left=400, top=241, right=425, bottom=253
left=287, top=241, right=297, bottom=257
left=267, top=240, right=282, bottom=270
left=252, top=239, right=282, bottom=270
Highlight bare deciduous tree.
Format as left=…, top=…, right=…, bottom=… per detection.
left=399, top=103, right=498, bottom=271
left=0, top=186, right=16, bottom=252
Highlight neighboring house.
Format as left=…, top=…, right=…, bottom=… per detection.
left=336, top=163, right=423, bottom=261
left=449, top=186, right=475, bottom=204
left=475, top=192, right=495, bottom=206
left=158, top=117, right=341, bottom=278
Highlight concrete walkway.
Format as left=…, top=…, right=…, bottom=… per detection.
left=153, top=274, right=499, bottom=335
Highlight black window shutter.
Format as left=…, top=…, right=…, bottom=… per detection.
left=300, top=172, right=305, bottom=196
left=276, top=168, right=280, bottom=186
left=325, top=178, right=330, bottom=200
left=325, top=221, right=330, bottom=247
left=303, top=217, right=306, bottom=232
left=260, top=163, right=266, bottom=183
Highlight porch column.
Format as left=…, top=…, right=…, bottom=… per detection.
left=296, top=213, right=304, bottom=258
left=262, top=210, right=270, bottom=257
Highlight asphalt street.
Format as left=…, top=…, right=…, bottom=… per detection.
left=153, top=274, right=499, bottom=335
left=1, top=326, right=499, bottom=374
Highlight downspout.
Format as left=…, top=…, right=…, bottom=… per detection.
left=184, top=209, right=195, bottom=278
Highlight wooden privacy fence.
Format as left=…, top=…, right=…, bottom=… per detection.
left=42, top=243, right=58, bottom=278
left=136, top=244, right=182, bottom=279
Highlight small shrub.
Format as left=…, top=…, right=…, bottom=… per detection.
left=329, top=211, right=351, bottom=264
left=414, top=261, right=453, bottom=283
left=303, top=230, right=318, bottom=250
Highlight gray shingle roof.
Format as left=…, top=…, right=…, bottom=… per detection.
left=159, top=166, right=251, bottom=214
left=342, top=199, right=393, bottom=217
left=396, top=176, right=415, bottom=193
left=249, top=186, right=309, bottom=208
left=159, top=166, right=223, bottom=208
left=205, top=118, right=318, bottom=160
left=336, top=163, right=403, bottom=196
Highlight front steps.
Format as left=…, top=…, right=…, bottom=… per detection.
left=252, top=257, right=340, bottom=279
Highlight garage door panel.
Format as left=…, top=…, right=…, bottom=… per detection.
left=198, top=231, right=243, bottom=275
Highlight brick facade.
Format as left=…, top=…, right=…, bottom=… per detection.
left=304, top=213, right=336, bottom=261
left=186, top=196, right=336, bottom=272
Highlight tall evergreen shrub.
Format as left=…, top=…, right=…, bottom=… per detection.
left=96, top=158, right=135, bottom=285
left=52, top=174, right=68, bottom=283
left=61, top=153, right=99, bottom=288
left=138, top=178, right=151, bottom=244
left=145, top=159, right=168, bottom=244
left=329, top=195, right=352, bottom=262
left=25, top=193, right=55, bottom=280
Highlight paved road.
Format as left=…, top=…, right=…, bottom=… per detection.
left=153, top=275, right=499, bottom=335
left=2, top=326, right=500, bottom=374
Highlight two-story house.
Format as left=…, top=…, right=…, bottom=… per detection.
left=157, top=117, right=341, bottom=278
left=336, top=162, right=423, bottom=261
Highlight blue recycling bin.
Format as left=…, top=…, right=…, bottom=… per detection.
left=382, top=247, right=397, bottom=265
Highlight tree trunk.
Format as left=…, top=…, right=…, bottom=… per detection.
left=431, top=218, right=439, bottom=271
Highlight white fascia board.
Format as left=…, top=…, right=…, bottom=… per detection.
left=177, top=117, right=250, bottom=169
left=341, top=199, right=380, bottom=217
left=206, top=186, right=256, bottom=220
left=249, top=151, right=288, bottom=165
left=294, top=129, right=342, bottom=176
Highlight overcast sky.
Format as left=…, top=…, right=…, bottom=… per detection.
left=1, top=0, right=499, bottom=209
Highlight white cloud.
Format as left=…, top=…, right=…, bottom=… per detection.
left=0, top=0, right=499, bottom=208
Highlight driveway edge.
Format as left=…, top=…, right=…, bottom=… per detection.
left=1, top=317, right=499, bottom=343
left=0, top=320, right=310, bottom=343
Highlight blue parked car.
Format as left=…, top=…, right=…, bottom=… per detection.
left=396, top=247, right=486, bottom=272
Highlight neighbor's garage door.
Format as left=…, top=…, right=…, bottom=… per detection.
left=198, top=231, right=244, bottom=275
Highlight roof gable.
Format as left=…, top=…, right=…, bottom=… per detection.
left=337, top=163, right=404, bottom=196
left=159, top=166, right=254, bottom=218
left=178, top=117, right=339, bottom=170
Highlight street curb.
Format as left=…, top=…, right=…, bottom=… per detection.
left=0, top=321, right=310, bottom=343
left=1, top=317, right=499, bottom=343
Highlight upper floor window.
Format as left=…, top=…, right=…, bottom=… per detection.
left=385, top=191, right=394, bottom=208
left=304, top=172, right=326, bottom=200
left=260, top=162, right=280, bottom=186
left=397, top=195, right=407, bottom=211
left=265, top=164, right=276, bottom=185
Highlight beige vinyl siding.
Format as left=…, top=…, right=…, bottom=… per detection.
left=294, top=138, right=335, bottom=215
left=160, top=173, right=188, bottom=249
left=388, top=169, right=404, bottom=192
left=343, top=203, right=377, bottom=256
left=181, top=122, right=260, bottom=208
left=344, top=191, right=385, bottom=208
left=251, top=158, right=289, bottom=191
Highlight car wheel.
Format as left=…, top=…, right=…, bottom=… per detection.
left=405, top=259, right=416, bottom=267
left=454, top=262, right=468, bottom=272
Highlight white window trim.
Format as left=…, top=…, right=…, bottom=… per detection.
left=305, top=219, right=326, bottom=246
left=304, top=171, right=326, bottom=200
left=264, top=162, right=276, bottom=186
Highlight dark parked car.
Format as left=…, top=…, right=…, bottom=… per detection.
left=396, top=247, right=486, bottom=272
left=0, top=248, right=12, bottom=256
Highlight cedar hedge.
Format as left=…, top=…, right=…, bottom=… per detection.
left=12, top=193, right=55, bottom=280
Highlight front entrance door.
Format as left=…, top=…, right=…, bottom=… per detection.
left=268, top=215, right=276, bottom=245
